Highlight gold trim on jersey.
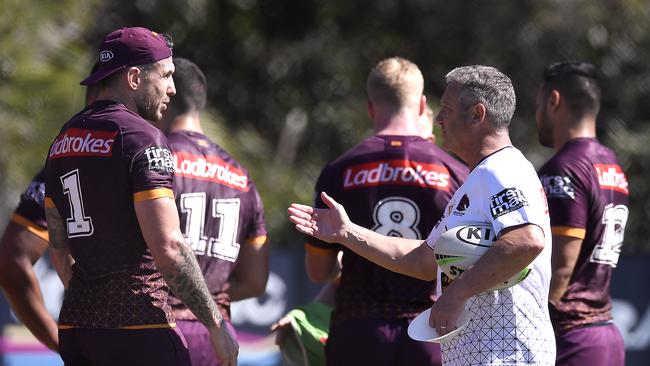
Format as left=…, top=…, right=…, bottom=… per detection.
left=245, top=235, right=267, bottom=245
left=10, top=213, right=49, bottom=241
left=58, top=322, right=176, bottom=330
left=305, top=242, right=338, bottom=256
left=133, top=188, right=174, bottom=202
left=552, top=226, right=586, bottom=239
left=44, top=197, right=55, bottom=208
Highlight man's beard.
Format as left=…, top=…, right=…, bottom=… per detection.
left=136, top=88, right=162, bottom=122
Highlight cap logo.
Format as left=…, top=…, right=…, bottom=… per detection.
left=99, top=50, right=114, bottom=62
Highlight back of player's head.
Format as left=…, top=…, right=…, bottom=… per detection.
left=170, top=57, right=207, bottom=114
left=367, top=57, right=424, bottom=109
left=445, top=65, right=516, bottom=131
left=541, top=61, right=601, bottom=117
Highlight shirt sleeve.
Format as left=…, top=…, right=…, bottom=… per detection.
left=244, top=184, right=268, bottom=245
left=538, top=162, right=589, bottom=239
left=480, top=165, right=549, bottom=237
left=11, top=168, right=48, bottom=240
left=123, top=127, right=175, bottom=202
left=306, top=165, right=342, bottom=254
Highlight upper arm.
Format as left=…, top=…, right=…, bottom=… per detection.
left=134, top=196, right=184, bottom=261
left=550, top=234, right=583, bottom=273
left=0, top=221, right=48, bottom=284
left=305, top=243, right=339, bottom=283
left=231, top=239, right=269, bottom=296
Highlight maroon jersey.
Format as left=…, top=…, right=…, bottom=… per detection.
left=11, top=168, right=48, bottom=241
left=166, top=130, right=267, bottom=321
left=307, top=135, right=468, bottom=326
left=44, top=100, right=176, bottom=329
left=538, top=138, right=629, bottom=333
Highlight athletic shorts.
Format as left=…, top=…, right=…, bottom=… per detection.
left=59, top=326, right=191, bottom=366
left=326, top=317, right=441, bottom=366
left=555, top=322, right=625, bottom=366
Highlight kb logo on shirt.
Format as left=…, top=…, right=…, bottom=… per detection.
left=145, top=146, right=174, bottom=173
left=489, top=187, right=528, bottom=218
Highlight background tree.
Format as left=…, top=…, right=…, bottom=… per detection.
left=1, top=0, right=648, bottom=251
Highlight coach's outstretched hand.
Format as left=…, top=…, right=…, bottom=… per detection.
left=288, top=192, right=350, bottom=244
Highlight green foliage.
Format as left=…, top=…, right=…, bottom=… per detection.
left=1, top=0, right=649, bottom=251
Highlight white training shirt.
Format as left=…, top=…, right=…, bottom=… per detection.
left=425, top=147, right=556, bottom=366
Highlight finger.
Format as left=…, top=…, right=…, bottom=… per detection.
left=289, top=215, right=314, bottom=229
left=294, top=224, right=315, bottom=236
left=320, top=191, right=338, bottom=209
left=288, top=207, right=314, bottom=220
left=289, top=203, right=314, bottom=213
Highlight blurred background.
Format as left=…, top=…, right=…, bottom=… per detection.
left=0, top=0, right=649, bottom=365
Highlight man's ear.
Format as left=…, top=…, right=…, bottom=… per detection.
left=126, top=67, right=142, bottom=91
left=367, top=100, right=375, bottom=119
left=419, top=95, right=427, bottom=117
left=548, top=90, right=561, bottom=112
left=472, top=103, right=487, bottom=125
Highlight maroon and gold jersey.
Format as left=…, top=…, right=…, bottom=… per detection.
left=538, top=138, right=629, bottom=333
left=44, top=100, right=176, bottom=329
left=308, top=135, right=468, bottom=326
left=166, top=130, right=267, bottom=321
left=11, top=168, right=48, bottom=241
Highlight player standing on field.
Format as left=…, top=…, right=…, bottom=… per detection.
left=304, top=57, right=468, bottom=366
left=44, top=27, right=237, bottom=365
left=288, top=65, right=556, bottom=365
left=535, top=61, right=628, bottom=366
left=156, top=57, right=269, bottom=366
left=0, top=69, right=101, bottom=353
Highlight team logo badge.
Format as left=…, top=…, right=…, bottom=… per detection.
left=489, top=187, right=528, bottom=218
left=453, top=194, right=470, bottom=216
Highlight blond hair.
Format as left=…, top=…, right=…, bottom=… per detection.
left=367, top=57, right=424, bottom=108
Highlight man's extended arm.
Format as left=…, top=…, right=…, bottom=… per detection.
left=228, top=240, right=269, bottom=301
left=0, top=221, right=58, bottom=352
left=549, top=234, right=582, bottom=304
left=289, top=192, right=436, bottom=281
left=134, top=196, right=238, bottom=366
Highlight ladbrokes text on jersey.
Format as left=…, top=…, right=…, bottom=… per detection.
left=49, top=128, right=117, bottom=159
left=343, top=160, right=450, bottom=190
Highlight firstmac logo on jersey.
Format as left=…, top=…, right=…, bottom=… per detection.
left=343, top=160, right=450, bottom=190
left=173, top=152, right=249, bottom=191
left=49, top=128, right=117, bottom=159
left=540, top=175, right=576, bottom=199
left=594, top=164, right=628, bottom=194
left=490, top=187, right=528, bottom=218
left=145, top=146, right=174, bottom=173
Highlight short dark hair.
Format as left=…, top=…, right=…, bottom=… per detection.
left=171, top=57, right=207, bottom=113
left=542, top=61, right=601, bottom=116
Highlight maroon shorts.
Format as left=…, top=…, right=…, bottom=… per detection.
left=325, top=317, right=441, bottom=366
left=556, top=322, right=625, bottom=366
left=59, top=326, right=191, bottom=366
left=176, top=319, right=237, bottom=366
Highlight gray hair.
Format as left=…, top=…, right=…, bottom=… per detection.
left=445, top=65, right=516, bottom=130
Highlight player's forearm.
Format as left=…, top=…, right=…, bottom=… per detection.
left=343, top=222, right=434, bottom=280
left=549, top=269, right=572, bottom=304
left=156, top=240, right=223, bottom=328
left=1, top=277, right=59, bottom=351
left=228, top=276, right=266, bottom=302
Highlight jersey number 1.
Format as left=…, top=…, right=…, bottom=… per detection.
left=60, top=169, right=94, bottom=238
left=179, top=193, right=241, bottom=262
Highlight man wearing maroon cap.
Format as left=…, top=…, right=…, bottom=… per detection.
left=44, top=27, right=237, bottom=366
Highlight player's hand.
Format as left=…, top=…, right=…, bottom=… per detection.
left=428, top=289, right=467, bottom=336
left=288, top=192, right=351, bottom=244
left=208, top=322, right=239, bottom=366
left=270, top=314, right=293, bottom=346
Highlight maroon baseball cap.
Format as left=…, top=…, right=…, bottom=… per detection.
left=80, top=27, right=173, bottom=86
